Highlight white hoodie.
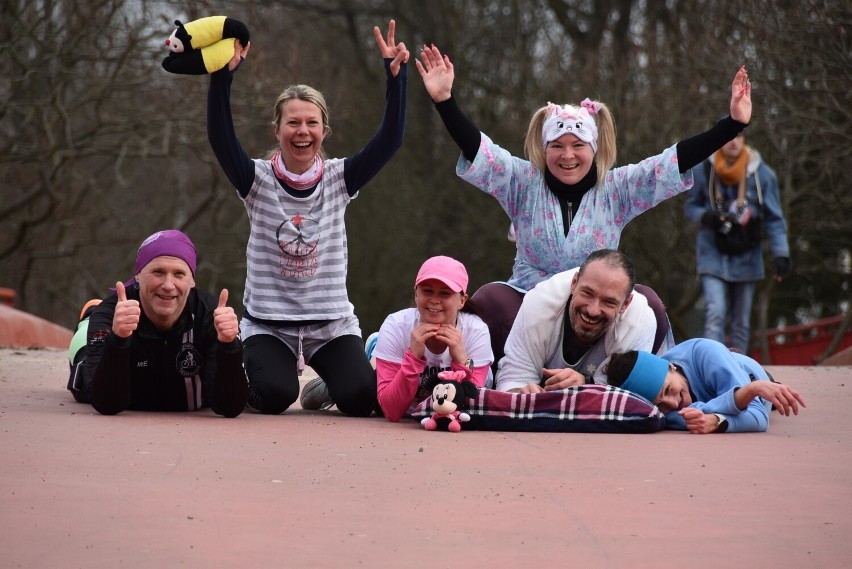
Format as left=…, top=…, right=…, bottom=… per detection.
left=496, top=268, right=657, bottom=391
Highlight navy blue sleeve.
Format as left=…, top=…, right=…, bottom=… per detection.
left=209, top=342, right=247, bottom=418
left=194, top=289, right=248, bottom=418
left=207, top=66, right=255, bottom=198
left=676, top=116, right=747, bottom=173
left=434, top=95, right=481, bottom=163
left=84, top=294, right=133, bottom=415
left=342, top=59, right=407, bottom=196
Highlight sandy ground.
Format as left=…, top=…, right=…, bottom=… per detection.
left=1, top=347, right=850, bottom=569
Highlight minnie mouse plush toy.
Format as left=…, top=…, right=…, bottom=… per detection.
left=421, top=370, right=479, bottom=433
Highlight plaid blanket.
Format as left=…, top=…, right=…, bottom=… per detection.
left=411, top=385, right=664, bottom=433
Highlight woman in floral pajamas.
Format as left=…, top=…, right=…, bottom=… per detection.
left=416, top=44, right=753, bottom=368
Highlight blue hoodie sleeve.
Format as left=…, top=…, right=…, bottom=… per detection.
left=682, top=341, right=769, bottom=432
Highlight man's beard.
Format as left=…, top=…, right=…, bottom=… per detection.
left=568, top=304, right=610, bottom=345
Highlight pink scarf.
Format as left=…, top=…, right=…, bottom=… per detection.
left=272, top=152, right=324, bottom=190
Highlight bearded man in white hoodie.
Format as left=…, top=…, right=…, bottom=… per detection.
left=496, top=249, right=670, bottom=393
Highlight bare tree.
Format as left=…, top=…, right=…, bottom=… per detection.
left=2, top=0, right=848, bottom=360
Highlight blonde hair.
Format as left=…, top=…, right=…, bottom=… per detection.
left=269, top=84, right=331, bottom=159
left=523, top=100, right=617, bottom=186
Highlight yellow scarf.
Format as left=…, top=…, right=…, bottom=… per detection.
left=714, top=147, right=748, bottom=185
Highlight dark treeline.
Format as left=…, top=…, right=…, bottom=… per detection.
left=2, top=0, right=849, bottom=362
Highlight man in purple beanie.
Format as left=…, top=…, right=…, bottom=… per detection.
left=67, top=230, right=248, bottom=417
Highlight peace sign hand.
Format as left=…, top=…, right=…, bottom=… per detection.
left=373, top=20, right=409, bottom=78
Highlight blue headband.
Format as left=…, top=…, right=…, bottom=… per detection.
left=620, top=351, right=669, bottom=403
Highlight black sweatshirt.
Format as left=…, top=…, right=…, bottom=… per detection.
left=83, top=285, right=247, bottom=417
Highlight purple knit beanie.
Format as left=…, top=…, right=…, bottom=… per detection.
left=124, top=230, right=197, bottom=286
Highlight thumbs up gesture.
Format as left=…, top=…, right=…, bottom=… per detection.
left=112, top=281, right=141, bottom=338
left=213, top=289, right=239, bottom=343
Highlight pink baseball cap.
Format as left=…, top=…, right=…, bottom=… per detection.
left=415, top=256, right=469, bottom=293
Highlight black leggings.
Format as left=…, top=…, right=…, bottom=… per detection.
left=243, top=333, right=377, bottom=416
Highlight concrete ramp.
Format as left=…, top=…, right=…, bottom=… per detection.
left=1, top=348, right=850, bottom=568
left=0, top=304, right=73, bottom=349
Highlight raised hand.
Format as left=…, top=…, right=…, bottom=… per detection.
left=213, top=289, right=239, bottom=343
left=729, top=65, right=752, bottom=124
left=415, top=44, right=454, bottom=103
left=112, top=281, right=140, bottom=339
left=227, top=39, right=250, bottom=72
left=373, top=20, right=409, bottom=78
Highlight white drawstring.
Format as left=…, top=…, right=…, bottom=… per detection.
left=297, top=327, right=305, bottom=376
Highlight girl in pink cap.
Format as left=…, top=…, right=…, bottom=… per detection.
left=373, top=256, right=493, bottom=421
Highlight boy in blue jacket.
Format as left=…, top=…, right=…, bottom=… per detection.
left=606, top=338, right=806, bottom=433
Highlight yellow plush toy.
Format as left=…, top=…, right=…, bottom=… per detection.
left=162, top=16, right=250, bottom=75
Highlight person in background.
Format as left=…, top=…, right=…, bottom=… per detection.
left=684, top=130, right=791, bottom=353
left=416, top=43, right=752, bottom=370
left=207, top=21, right=408, bottom=416
left=67, top=229, right=247, bottom=417
left=373, top=256, right=493, bottom=422
left=606, top=338, right=806, bottom=433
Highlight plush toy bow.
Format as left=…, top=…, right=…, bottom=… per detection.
left=162, top=16, right=250, bottom=75
left=420, top=370, right=478, bottom=433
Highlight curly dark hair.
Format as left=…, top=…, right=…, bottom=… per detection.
left=604, top=351, right=639, bottom=387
